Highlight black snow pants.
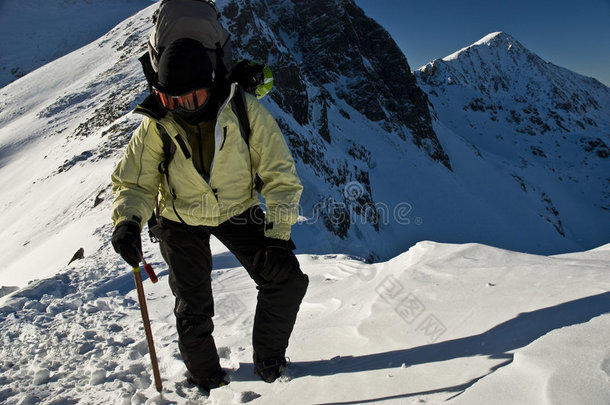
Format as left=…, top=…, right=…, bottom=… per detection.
left=155, top=206, right=309, bottom=381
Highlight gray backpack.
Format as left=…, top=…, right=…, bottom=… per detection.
left=147, top=0, right=233, bottom=76
left=140, top=0, right=273, bottom=97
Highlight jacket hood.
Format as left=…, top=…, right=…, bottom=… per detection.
left=133, top=94, right=169, bottom=121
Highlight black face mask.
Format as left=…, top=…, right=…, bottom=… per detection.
left=173, top=99, right=219, bottom=124
left=172, top=80, right=231, bottom=125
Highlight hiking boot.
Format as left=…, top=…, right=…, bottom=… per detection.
left=187, top=369, right=230, bottom=391
left=253, top=353, right=287, bottom=383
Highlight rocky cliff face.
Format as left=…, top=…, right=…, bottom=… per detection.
left=222, top=0, right=449, bottom=166
left=217, top=0, right=453, bottom=256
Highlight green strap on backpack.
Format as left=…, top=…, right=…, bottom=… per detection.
left=230, top=59, right=274, bottom=99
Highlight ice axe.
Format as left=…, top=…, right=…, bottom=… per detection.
left=140, top=255, right=158, bottom=283
left=132, top=256, right=162, bottom=393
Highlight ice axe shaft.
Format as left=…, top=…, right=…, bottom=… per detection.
left=133, top=266, right=163, bottom=392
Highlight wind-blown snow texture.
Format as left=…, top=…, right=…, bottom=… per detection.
left=1, top=239, right=609, bottom=404
left=0, top=1, right=609, bottom=403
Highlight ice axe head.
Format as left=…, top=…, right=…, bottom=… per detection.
left=143, top=263, right=158, bottom=283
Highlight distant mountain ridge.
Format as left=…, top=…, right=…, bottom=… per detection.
left=417, top=32, right=610, bottom=137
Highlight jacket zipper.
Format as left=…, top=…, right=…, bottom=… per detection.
left=196, top=125, right=205, bottom=176
left=219, top=127, right=227, bottom=150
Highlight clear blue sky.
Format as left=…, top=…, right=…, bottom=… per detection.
left=353, top=0, right=610, bottom=86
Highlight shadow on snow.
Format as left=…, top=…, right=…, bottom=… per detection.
left=232, top=291, right=610, bottom=403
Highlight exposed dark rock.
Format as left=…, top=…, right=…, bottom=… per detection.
left=223, top=0, right=450, bottom=169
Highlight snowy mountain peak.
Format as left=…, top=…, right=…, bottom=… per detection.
left=443, top=31, right=526, bottom=62
left=416, top=31, right=610, bottom=135
left=472, top=31, right=519, bottom=48
left=475, top=30, right=513, bottom=44
left=414, top=32, right=610, bottom=249
left=425, top=31, right=547, bottom=87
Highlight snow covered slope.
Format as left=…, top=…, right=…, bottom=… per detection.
left=0, top=0, right=151, bottom=88
left=1, top=239, right=608, bottom=404
left=0, top=6, right=151, bottom=287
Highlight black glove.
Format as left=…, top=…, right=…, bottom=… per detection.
left=111, top=221, right=142, bottom=267
left=253, top=238, right=298, bottom=284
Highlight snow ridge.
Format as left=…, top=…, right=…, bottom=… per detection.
left=1, top=237, right=609, bottom=404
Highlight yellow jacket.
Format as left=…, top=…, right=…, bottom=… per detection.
left=111, top=84, right=302, bottom=240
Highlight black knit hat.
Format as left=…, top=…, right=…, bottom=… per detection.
left=155, top=38, right=214, bottom=95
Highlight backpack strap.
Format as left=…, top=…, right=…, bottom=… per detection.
left=231, top=85, right=251, bottom=144
left=138, top=52, right=156, bottom=93
left=158, top=126, right=176, bottom=180
left=147, top=124, right=189, bottom=242
left=231, top=86, right=265, bottom=194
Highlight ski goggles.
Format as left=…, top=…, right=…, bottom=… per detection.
left=153, top=87, right=211, bottom=111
